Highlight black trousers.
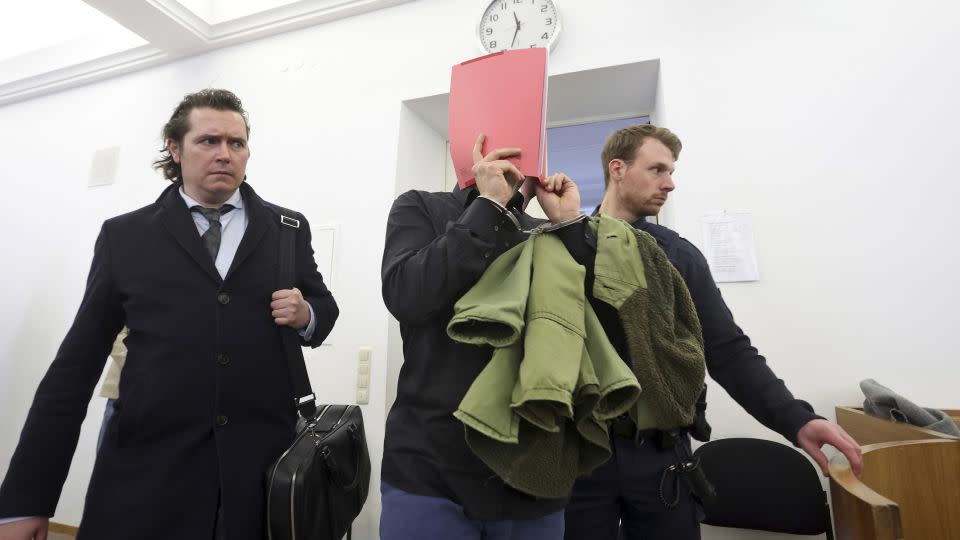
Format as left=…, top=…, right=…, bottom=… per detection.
left=564, top=432, right=703, bottom=540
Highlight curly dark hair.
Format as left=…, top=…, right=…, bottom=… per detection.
left=601, top=124, right=682, bottom=188
left=152, top=89, right=251, bottom=182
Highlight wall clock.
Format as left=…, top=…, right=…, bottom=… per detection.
left=478, top=0, right=561, bottom=53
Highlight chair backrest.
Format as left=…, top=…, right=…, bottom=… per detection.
left=829, top=439, right=960, bottom=540
left=835, top=407, right=959, bottom=446
left=693, top=437, right=833, bottom=537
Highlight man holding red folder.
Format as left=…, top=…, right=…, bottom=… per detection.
left=380, top=135, right=585, bottom=539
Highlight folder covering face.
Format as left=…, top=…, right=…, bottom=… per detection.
left=448, top=48, right=549, bottom=189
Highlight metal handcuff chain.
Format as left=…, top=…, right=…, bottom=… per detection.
left=526, top=212, right=588, bottom=235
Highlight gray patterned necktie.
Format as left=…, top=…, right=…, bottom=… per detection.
left=191, top=204, right=235, bottom=262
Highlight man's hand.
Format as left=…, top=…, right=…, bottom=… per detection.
left=797, top=419, right=863, bottom=477
left=0, top=517, right=49, bottom=540
left=536, top=173, right=582, bottom=224
left=471, top=134, right=525, bottom=207
left=271, top=288, right=311, bottom=330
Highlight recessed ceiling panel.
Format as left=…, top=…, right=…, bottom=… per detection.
left=0, top=0, right=414, bottom=106
left=177, top=0, right=304, bottom=25
left=0, top=0, right=146, bottom=63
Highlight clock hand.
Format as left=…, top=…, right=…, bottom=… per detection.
left=511, top=11, right=520, bottom=48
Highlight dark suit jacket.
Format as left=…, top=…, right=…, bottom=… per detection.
left=0, top=182, right=339, bottom=540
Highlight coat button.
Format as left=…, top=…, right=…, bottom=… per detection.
left=493, top=225, right=500, bottom=232
left=217, top=353, right=230, bottom=366
left=216, top=415, right=229, bottom=427
left=483, top=252, right=490, bottom=259
left=218, top=293, right=230, bottom=305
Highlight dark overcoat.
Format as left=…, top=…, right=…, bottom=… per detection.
left=0, top=182, right=339, bottom=540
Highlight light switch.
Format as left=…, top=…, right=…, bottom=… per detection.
left=357, top=346, right=372, bottom=400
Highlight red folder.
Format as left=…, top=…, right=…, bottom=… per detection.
left=448, top=48, right=548, bottom=189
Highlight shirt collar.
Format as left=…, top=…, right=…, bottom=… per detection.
left=179, top=186, right=244, bottom=210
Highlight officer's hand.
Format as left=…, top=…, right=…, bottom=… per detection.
left=271, top=288, right=311, bottom=330
left=536, top=173, right=582, bottom=224
left=0, top=516, right=49, bottom=540
left=471, top=134, right=525, bottom=207
left=797, top=419, right=863, bottom=477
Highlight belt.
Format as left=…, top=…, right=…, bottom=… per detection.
left=608, top=416, right=679, bottom=449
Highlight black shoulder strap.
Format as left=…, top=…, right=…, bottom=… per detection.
left=276, top=206, right=317, bottom=419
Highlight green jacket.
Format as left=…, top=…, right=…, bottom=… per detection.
left=447, top=216, right=705, bottom=498
left=448, top=232, right=639, bottom=498
left=590, top=215, right=706, bottom=431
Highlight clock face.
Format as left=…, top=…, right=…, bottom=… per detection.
left=478, top=0, right=561, bottom=53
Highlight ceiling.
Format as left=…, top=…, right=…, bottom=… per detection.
left=0, top=0, right=415, bottom=107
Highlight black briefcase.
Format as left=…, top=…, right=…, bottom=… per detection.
left=266, top=404, right=370, bottom=540
left=265, top=209, right=371, bottom=540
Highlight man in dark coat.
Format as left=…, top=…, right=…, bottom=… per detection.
left=0, top=89, right=339, bottom=540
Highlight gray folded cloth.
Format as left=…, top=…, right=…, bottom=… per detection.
left=860, top=379, right=960, bottom=437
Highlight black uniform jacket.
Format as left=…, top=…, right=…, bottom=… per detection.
left=630, top=218, right=820, bottom=442
left=382, top=186, right=594, bottom=520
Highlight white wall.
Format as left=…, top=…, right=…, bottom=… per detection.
left=1, top=1, right=959, bottom=538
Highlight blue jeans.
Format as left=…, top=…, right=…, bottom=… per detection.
left=380, top=482, right=564, bottom=540
left=564, top=433, right=703, bottom=540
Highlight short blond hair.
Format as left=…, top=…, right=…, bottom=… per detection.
left=601, top=125, right=682, bottom=187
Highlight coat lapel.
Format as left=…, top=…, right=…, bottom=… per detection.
left=226, top=182, right=273, bottom=281
left=158, top=183, right=223, bottom=285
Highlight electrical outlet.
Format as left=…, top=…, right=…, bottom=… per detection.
left=89, top=146, right=121, bottom=187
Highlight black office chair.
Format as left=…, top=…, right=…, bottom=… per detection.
left=693, top=437, right=835, bottom=540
